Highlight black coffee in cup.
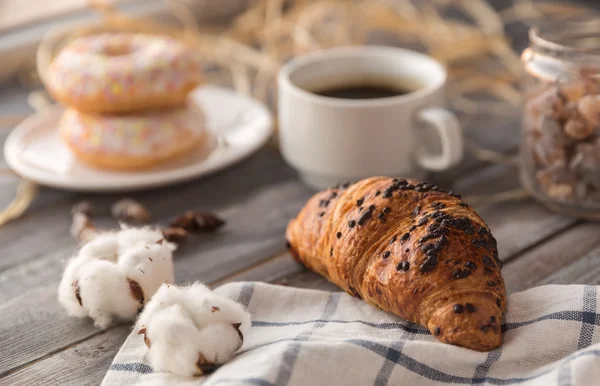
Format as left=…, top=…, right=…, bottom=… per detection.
left=309, top=77, right=419, bottom=100
left=278, top=46, right=462, bottom=189
left=315, top=84, right=412, bottom=99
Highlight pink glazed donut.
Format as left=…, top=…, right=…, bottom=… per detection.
left=60, top=105, right=206, bottom=170
left=47, top=33, right=203, bottom=113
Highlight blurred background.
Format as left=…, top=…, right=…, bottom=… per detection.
left=1, top=0, right=598, bottom=139
left=1, top=0, right=600, bottom=214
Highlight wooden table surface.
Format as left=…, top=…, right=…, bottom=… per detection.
left=1, top=22, right=600, bottom=386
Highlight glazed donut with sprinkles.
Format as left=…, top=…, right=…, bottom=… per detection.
left=47, top=33, right=203, bottom=113
left=60, top=105, right=206, bottom=170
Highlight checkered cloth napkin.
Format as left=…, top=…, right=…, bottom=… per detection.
left=102, top=282, right=600, bottom=386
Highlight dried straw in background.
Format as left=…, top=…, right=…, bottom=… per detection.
left=182, top=0, right=588, bottom=119
left=0, top=0, right=593, bottom=227
left=117, top=0, right=592, bottom=206
left=31, top=0, right=592, bottom=126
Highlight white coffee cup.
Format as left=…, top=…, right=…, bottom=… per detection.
left=278, top=46, right=463, bottom=189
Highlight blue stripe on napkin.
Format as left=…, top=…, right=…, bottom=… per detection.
left=349, top=340, right=600, bottom=385
left=102, top=284, right=600, bottom=386
left=109, top=362, right=153, bottom=374
left=275, top=293, right=341, bottom=386
left=577, top=286, right=597, bottom=350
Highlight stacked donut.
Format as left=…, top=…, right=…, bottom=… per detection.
left=46, top=33, right=206, bottom=170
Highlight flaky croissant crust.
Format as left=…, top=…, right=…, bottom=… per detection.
left=286, top=177, right=507, bottom=351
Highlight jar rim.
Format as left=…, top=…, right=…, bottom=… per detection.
left=529, top=16, right=600, bottom=64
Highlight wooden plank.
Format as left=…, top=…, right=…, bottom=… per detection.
left=453, top=164, right=576, bottom=263
left=0, top=178, right=311, bottom=303
left=218, top=165, right=586, bottom=294
left=0, top=146, right=304, bottom=272
left=0, top=252, right=302, bottom=384
left=0, top=160, right=575, bottom=376
left=226, top=223, right=600, bottom=297
left=276, top=271, right=337, bottom=292
left=501, top=222, right=600, bottom=293
left=537, top=244, right=600, bottom=287
left=182, top=162, right=578, bottom=292
left=0, top=0, right=247, bottom=33
left=0, top=326, right=130, bottom=386
left=0, top=148, right=316, bottom=376
left=0, top=253, right=302, bottom=385
left=1, top=5, right=596, bottom=382
left=229, top=223, right=600, bottom=294
left=0, top=19, right=577, bottom=380
left=0, top=205, right=76, bottom=273
left=235, top=223, right=600, bottom=295
left=0, top=80, right=33, bottom=170
left=0, top=161, right=544, bottom=302
left=215, top=164, right=585, bottom=292
left=0, top=169, right=584, bottom=383
left=0, top=80, right=32, bottom=122
left=211, top=251, right=305, bottom=287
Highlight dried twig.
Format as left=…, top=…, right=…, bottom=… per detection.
left=0, top=179, right=38, bottom=227
left=464, top=139, right=521, bottom=167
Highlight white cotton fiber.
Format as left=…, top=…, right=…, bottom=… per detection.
left=136, top=282, right=251, bottom=376
left=117, top=226, right=176, bottom=254
left=78, top=232, right=118, bottom=261
left=75, top=260, right=140, bottom=329
left=146, top=304, right=205, bottom=376
left=58, top=227, right=175, bottom=329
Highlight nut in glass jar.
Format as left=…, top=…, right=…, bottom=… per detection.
left=521, top=16, right=600, bottom=219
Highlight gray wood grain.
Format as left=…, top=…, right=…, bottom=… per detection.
left=248, top=222, right=600, bottom=294
left=0, top=148, right=314, bottom=376
left=0, top=80, right=32, bottom=123
left=211, top=251, right=305, bottom=287
left=226, top=224, right=600, bottom=296
left=0, top=10, right=593, bottom=382
left=0, top=80, right=33, bottom=171
left=0, top=159, right=576, bottom=379
left=0, top=253, right=303, bottom=386
left=537, top=245, right=600, bottom=287
left=0, top=166, right=583, bottom=383
left=228, top=222, right=600, bottom=294
left=0, top=326, right=130, bottom=386
left=19, top=215, right=597, bottom=386
left=455, top=164, right=576, bottom=263
left=502, top=222, right=600, bottom=293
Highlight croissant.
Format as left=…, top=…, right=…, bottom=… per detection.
left=286, top=177, right=507, bottom=351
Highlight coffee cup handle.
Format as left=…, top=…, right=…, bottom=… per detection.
left=415, top=107, right=464, bottom=171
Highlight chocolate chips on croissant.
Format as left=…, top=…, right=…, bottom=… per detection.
left=286, top=177, right=507, bottom=351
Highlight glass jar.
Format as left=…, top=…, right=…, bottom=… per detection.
left=520, top=17, right=600, bottom=219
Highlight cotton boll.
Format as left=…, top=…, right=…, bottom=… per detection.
left=183, top=281, right=212, bottom=296
left=182, top=286, right=251, bottom=333
left=145, top=304, right=206, bottom=377
left=136, top=282, right=251, bottom=376
left=136, top=284, right=186, bottom=331
left=118, top=244, right=175, bottom=302
left=195, top=322, right=244, bottom=365
left=78, top=232, right=118, bottom=261
left=117, top=227, right=176, bottom=254
left=76, top=260, right=141, bottom=329
left=58, top=254, right=93, bottom=318
left=58, top=227, right=176, bottom=329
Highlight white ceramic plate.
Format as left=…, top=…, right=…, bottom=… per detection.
left=4, top=86, right=273, bottom=192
